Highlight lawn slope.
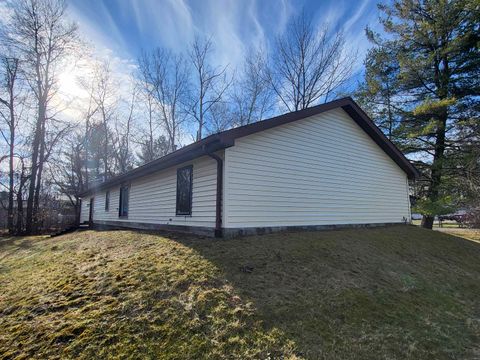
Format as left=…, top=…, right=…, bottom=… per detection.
left=0, top=226, right=479, bottom=359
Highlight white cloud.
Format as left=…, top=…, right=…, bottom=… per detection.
left=343, top=0, right=373, bottom=33
left=0, top=1, right=13, bottom=25
left=67, top=2, right=129, bottom=56
left=65, top=0, right=298, bottom=78
left=310, top=0, right=379, bottom=75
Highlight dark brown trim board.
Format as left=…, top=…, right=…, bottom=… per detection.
left=80, top=97, right=418, bottom=197
left=205, top=150, right=223, bottom=238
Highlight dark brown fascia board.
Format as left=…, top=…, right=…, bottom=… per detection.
left=79, top=136, right=232, bottom=196
left=80, top=97, right=418, bottom=197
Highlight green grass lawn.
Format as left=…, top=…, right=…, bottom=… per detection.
left=1, top=226, right=479, bottom=359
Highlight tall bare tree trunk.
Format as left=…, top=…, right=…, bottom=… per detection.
left=103, top=109, right=109, bottom=181
left=7, top=102, right=15, bottom=233
left=7, top=104, right=15, bottom=233
left=25, top=102, right=45, bottom=234
left=16, top=161, right=27, bottom=234
left=84, top=119, right=90, bottom=189
left=33, top=123, right=46, bottom=231
left=0, top=57, right=20, bottom=234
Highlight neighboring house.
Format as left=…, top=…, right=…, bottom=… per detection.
left=79, top=97, right=418, bottom=237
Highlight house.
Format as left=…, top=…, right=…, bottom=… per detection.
left=79, top=97, right=418, bottom=237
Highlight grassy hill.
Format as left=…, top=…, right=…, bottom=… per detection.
left=1, top=226, right=479, bottom=359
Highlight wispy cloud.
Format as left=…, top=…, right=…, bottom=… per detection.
left=68, top=2, right=129, bottom=55
left=0, top=2, right=13, bottom=25
left=66, top=0, right=378, bottom=94
left=342, top=0, right=380, bottom=74
left=343, top=0, right=373, bottom=33
left=68, top=0, right=298, bottom=73
left=130, top=0, right=195, bottom=52
left=308, top=0, right=378, bottom=75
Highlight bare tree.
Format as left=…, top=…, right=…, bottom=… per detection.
left=50, top=134, right=87, bottom=226
left=188, top=37, right=231, bottom=141
left=138, top=48, right=188, bottom=152
left=15, top=156, right=29, bottom=233
left=134, top=81, right=160, bottom=163
left=268, top=12, right=354, bottom=111
left=113, top=84, right=136, bottom=174
left=133, top=77, right=171, bottom=164
left=0, top=57, right=21, bottom=233
left=78, top=73, right=99, bottom=189
left=88, top=61, right=118, bottom=181
left=4, top=0, right=78, bottom=234
left=208, top=102, right=233, bottom=134
left=82, top=122, right=108, bottom=185
left=231, top=50, right=273, bottom=126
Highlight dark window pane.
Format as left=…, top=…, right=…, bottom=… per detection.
left=119, top=185, right=129, bottom=217
left=176, top=166, right=193, bottom=215
left=105, top=191, right=110, bottom=211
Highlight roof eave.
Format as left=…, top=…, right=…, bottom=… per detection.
left=79, top=97, right=419, bottom=197
left=79, top=136, right=232, bottom=197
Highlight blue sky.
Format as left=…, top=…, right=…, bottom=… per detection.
left=68, top=0, right=384, bottom=83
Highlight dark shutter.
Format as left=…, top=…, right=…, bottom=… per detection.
left=176, top=165, right=193, bottom=216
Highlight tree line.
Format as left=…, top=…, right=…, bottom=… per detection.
left=0, top=0, right=478, bottom=234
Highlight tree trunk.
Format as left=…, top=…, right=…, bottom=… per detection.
left=423, top=107, right=447, bottom=230
left=421, top=215, right=434, bottom=229
left=197, top=100, right=203, bottom=141
left=33, top=129, right=46, bottom=232
left=16, top=172, right=26, bottom=234
left=25, top=104, right=44, bottom=234
left=171, top=118, right=176, bottom=152
left=74, top=198, right=81, bottom=226
left=103, top=113, right=109, bottom=181
left=7, top=103, right=15, bottom=234
left=84, top=120, right=90, bottom=189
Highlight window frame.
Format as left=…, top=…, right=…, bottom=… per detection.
left=176, top=165, right=193, bottom=216
left=105, top=190, right=110, bottom=211
left=118, top=184, right=130, bottom=218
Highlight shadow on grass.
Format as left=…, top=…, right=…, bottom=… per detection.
left=1, top=226, right=479, bottom=359
left=165, top=225, right=480, bottom=359
left=0, top=237, right=35, bottom=262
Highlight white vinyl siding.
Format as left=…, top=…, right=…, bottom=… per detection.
left=86, top=154, right=218, bottom=228
left=223, top=108, right=410, bottom=228
left=93, top=190, right=120, bottom=221
left=80, top=198, right=90, bottom=223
